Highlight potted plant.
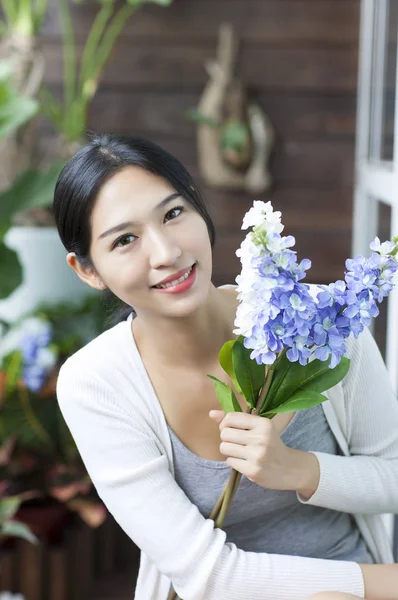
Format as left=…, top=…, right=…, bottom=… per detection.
left=0, top=0, right=173, bottom=322
left=0, top=295, right=108, bottom=531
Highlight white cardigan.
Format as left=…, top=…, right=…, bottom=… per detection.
left=56, top=316, right=398, bottom=600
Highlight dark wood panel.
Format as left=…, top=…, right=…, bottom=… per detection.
left=42, top=42, right=358, bottom=92
left=205, top=187, right=353, bottom=232
left=43, top=0, right=360, bottom=45
left=212, top=228, right=351, bottom=287
left=87, top=88, right=356, bottom=139
left=120, top=135, right=355, bottom=188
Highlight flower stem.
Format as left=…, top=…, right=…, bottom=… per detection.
left=215, top=469, right=241, bottom=528
left=209, top=483, right=226, bottom=520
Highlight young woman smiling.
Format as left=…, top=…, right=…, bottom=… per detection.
left=54, top=134, right=398, bottom=600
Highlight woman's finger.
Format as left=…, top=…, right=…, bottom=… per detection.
left=220, top=426, right=248, bottom=445
left=219, top=441, right=250, bottom=460
left=209, top=410, right=225, bottom=425
left=219, top=411, right=267, bottom=431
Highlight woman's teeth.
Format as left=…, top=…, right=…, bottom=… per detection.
left=155, top=266, right=193, bottom=289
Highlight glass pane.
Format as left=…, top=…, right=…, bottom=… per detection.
left=368, top=1, right=397, bottom=162
left=373, top=201, right=391, bottom=359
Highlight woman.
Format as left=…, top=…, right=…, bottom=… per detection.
left=54, top=134, right=398, bottom=600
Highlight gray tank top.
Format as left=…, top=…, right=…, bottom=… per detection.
left=168, top=404, right=373, bottom=563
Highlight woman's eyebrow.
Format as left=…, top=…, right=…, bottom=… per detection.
left=97, top=192, right=181, bottom=240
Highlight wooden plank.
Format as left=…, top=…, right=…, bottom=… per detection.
left=113, top=135, right=355, bottom=188
left=48, top=545, right=68, bottom=600
left=85, top=88, right=357, bottom=139
left=93, top=515, right=116, bottom=577
left=0, top=549, right=15, bottom=592
left=204, top=187, right=353, bottom=232
left=41, top=42, right=359, bottom=92
left=66, top=524, right=94, bottom=600
left=16, top=539, right=44, bottom=600
left=42, top=0, right=360, bottom=45
left=36, top=120, right=355, bottom=189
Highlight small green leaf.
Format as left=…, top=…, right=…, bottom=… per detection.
left=264, top=355, right=350, bottom=412
left=220, top=121, right=250, bottom=151
left=218, top=339, right=242, bottom=395
left=232, top=340, right=265, bottom=408
left=1, top=519, right=38, bottom=544
left=0, top=241, right=22, bottom=299
left=0, top=496, right=21, bottom=521
left=262, top=390, right=327, bottom=417
left=185, top=108, right=219, bottom=128
left=207, top=375, right=242, bottom=413
left=0, top=162, right=64, bottom=235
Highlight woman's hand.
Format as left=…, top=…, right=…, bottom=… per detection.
left=209, top=410, right=320, bottom=498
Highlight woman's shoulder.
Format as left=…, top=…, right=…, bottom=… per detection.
left=57, top=319, right=134, bottom=391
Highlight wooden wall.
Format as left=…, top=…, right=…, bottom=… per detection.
left=40, top=0, right=360, bottom=286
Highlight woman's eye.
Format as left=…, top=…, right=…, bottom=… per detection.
left=113, top=234, right=136, bottom=249
left=164, top=206, right=183, bottom=222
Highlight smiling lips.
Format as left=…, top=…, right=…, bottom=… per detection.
left=153, top=264, right=196, bottom=293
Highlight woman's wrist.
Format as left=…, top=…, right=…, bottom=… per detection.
left=289, top=449, right=320, bottom=500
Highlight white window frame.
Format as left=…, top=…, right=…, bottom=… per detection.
left=353, top=0, right=398, bottom=555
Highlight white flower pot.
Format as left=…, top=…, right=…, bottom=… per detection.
left=0, top=227, right=95, bottom=323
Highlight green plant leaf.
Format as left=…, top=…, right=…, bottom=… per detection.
left=0, top=496, right=21, bottom=521
left=0, top=241, right=22, bottom=299
left=262, top=390, right=327, bottom=417
left=1, top=519, right=38, bottom=544
left=218, top=340, right=242, bottom=395
left=259, top=351, right=291, bottom=414
left=262, top=355, right=350, bottom=414
left=0, top=61, right=39, bottom=139
left=128, top=0, right=174, bottom=5
left=207, top=376, right=242, bottom=413
left=232, top=339, right=265, bottom=408
left=0, top=162, right=64, bottom=235
left=220, top=121, right=250, bottom=151
left=0, top=95, right=38, bottom=139
left=185, top=108, right=219, bottom=128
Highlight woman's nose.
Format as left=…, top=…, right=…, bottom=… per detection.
left=147, top=230, right=182, bottom=269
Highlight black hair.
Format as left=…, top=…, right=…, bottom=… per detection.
left=53, top=133, right=216, bottom=326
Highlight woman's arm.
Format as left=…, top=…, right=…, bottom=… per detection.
left=361, top=563, right=398, bottom=600
left=299, top=327, right=398, bottom=514
left=56, top=358, right=365, bottom=600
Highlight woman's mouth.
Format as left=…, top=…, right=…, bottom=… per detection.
left=152, top=264, right=196, bottom=294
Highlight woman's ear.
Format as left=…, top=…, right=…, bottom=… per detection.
left=66, top=252, right=106, bottom=290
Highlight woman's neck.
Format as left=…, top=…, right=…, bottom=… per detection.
left=132, top=285, right=238, bottom=371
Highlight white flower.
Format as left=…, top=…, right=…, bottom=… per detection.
left=241, top=200, right=284, bottom=234
left=370, top=236, right=396, bottom=255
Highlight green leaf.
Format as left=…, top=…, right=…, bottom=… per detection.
left=218, top=339, right=243, bottom=395
left=232, top=339, right=265, bottom=408
left=185, top=108, right=219, bottom=128
left=0, top=241, right=22, bottom=299
left=220, top=121, right=250, bottom=151
left=262, top=390, right=327, bottom=417
left=0, top=162, right=64, bottom=234
left=261, top=355, right=350, bottom=414
left=0, top=95, right=38, bottom=139
left=207, top=376, right=242, bottom=413
left=0, top=496, right=21, bottom=521
left=1, top=519, right=38, bottom=544
left=128, top=0, right=174, bottom=5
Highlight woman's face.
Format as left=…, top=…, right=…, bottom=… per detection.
left=86, top=166, right=213, bottom=319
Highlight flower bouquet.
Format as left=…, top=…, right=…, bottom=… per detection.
left=169, top=200, right=398, bottom=600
